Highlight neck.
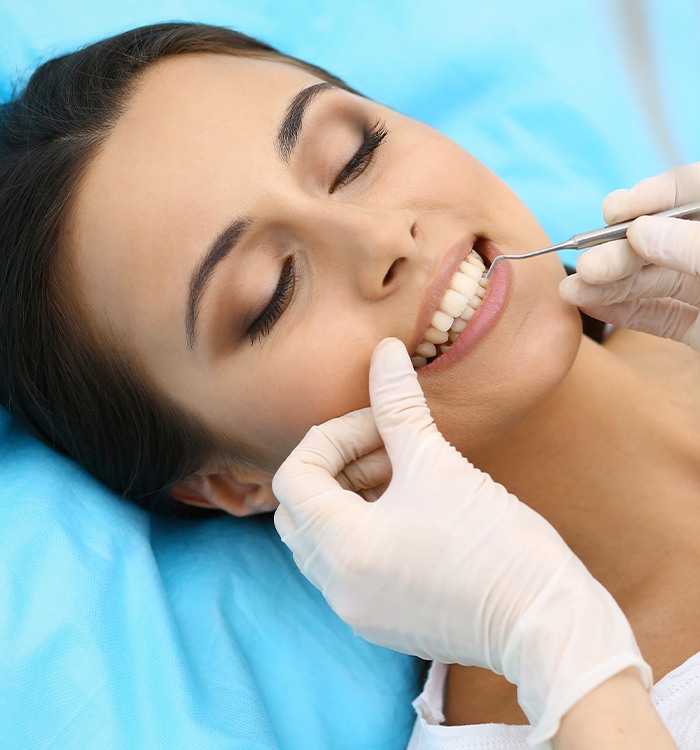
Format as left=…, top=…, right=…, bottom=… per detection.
left=443, top=331, right=700, bottom=719
left=469, top=333, right=700, bottom=609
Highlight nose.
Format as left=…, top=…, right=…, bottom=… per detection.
left=305, top=202, right=419, bottom=300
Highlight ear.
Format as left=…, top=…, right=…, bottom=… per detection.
left=170, top=465, right=277, bottom=517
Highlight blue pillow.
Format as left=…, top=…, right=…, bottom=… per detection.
left=0, top=409, right=422, bottom=749
left=1, top=2, right=697, bottom=748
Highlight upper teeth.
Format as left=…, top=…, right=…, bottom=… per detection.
left=412, top=250, right=488, bottom=368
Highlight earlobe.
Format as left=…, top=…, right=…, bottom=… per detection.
left=170, top=467, right=277, bottom=517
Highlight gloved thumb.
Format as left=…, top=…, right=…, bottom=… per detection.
left=368, top=338, right=439, bottom=469
left=602, top=163, right=700, bottom=224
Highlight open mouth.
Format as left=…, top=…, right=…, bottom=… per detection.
left=411, top=246, right=490, bottom=369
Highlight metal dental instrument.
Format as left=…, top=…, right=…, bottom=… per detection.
left=485, top=201, right=700, bottom=279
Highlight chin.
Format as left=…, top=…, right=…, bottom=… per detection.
left=425, top=273, right=584, bottom=462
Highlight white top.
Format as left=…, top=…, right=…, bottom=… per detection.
left=406, top=651, right=700, bottom=749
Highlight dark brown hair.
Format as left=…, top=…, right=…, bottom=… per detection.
left=0, top=22, right=355, bottom=516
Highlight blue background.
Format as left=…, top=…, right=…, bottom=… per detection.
left=1, top=0, right=698, bottom=259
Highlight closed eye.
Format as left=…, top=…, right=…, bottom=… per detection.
left=246, top=256, right=297, bottom=344
left=331, top=119, right=388, bottom=193
left=244, top=120, right=387, bottom=345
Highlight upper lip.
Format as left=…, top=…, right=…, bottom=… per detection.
left=408, top=235, right=478, bottom=356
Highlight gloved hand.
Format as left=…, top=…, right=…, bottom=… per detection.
left=559, top=163, right=700, bottom=349
left=273, top=337, right=651, bottom=748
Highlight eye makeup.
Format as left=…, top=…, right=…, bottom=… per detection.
left=245, top=116, right=389, bottom=345
left=246, top=255, right=297, bottom=344
left=330, top=118, right=388, bottom=193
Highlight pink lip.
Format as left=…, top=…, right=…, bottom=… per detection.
left=409, top=235, right=477, bottom=357
left=418, top=239, right=512, bottom=375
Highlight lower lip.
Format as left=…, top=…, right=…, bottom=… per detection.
left=419, top=242, right=512, bottom=375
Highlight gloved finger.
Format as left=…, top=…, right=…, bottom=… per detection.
left=560, top=271, right=636, bottom=307
left=578, top=297, right=700, bottom=348
left=603, top=163, right=700, bottom=224
left=272, top=408, right=380, bottom=515
left=336, top=446, right=391, bottom=497
left=368, top=338, right=440, bottom=468
left=626, top=215, right=700, bottom=276
left=274, top=504, right=324, bottom=588
left=560, top=265, right=700, bottom=308
left=272, top=411, right=378, bottom=573
left=570, top=215, right=700, bottom=287
left=273, top=504, right=297, bottom=540
left=574, top=238, right=645, bottom=284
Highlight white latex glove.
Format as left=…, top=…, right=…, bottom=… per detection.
left=273, top=338, right=651, bottom=748
left=559, top=163, right=700, bottom=349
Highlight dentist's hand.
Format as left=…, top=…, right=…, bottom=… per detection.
left=559, top=163, right=700, bottom=349
left=273, top=338, right=650, bottom=747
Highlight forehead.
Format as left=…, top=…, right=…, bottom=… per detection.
left=79, top=53, right=321, bottom=213
left=118, top=52, right=321, bottom=137
left=69, top=53, right=322, bottom=368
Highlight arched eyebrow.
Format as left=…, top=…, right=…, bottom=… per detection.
left=276, top=81, right=337, bottom=161
left=186, top=218, right=251, bottom=349
left=185, top=81, right=338, bottom=349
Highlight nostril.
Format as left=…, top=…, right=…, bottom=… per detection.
left=383, top=257, right=405, bottom=286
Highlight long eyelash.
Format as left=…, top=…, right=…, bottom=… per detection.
left=332, top=118, right=388, bottom=192
left=247, top=256, right=297, bottom=345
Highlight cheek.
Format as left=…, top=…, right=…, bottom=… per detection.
left=380, top=119, right=481, bottom=209
left=234, top=335, right=375, bottom=466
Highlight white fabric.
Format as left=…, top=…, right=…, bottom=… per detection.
left=406, top=651, right=700, bottom=750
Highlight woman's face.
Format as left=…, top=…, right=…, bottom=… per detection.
left=71, top=52, right=581, bottom=481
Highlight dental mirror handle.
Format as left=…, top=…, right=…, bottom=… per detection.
left=571, top=200, right=700, bottom=246
left=486, top=201, right=700, bottom=279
